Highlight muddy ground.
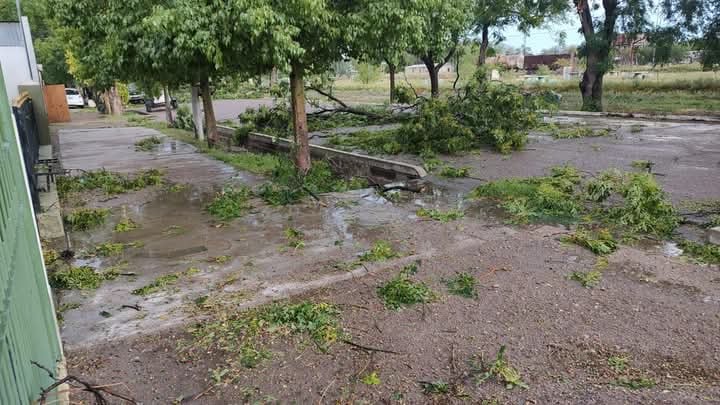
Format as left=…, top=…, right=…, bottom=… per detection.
left=51, top=111, right=720, bottom=404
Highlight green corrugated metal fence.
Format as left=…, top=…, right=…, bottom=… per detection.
left=0, top=69, right=63, bottom=402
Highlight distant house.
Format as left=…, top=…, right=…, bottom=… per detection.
left=404, top=63, right=455, bottom=76
left=523, top=54, right=571, bottom=71
left=613, top=33, right=648, bottom=65
left=486, top=54, right=524, bottom=70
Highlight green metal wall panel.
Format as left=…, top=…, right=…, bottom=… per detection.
left=0, top=67, right=63, bottom=403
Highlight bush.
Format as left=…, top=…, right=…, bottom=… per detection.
left=396, top=99, right=474, bottom=155
left=394, top=86, right=416, bottom=104
left=175, top=105, right=194, bottom=131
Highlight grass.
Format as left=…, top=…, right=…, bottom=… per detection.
left=57, top=169, right=164, bottom=199
left=476, top=345, right=528, bottom=390
left=94, top=242, right=125, bottom=257
left=114, top=218, right=138, bottom=233
left=568, top=270, right=602, bottom=288
left=536, top=123, right=611, bottom=139
left=438, top=166, right=470, bottom=178
left=285, top=227, right=305, bottom=249
left=421, top=381, right=450, bottom=395
left=678, top=240, right=720, bottom=265
left=445, top=272, right=478, bottom=298
left=131, top=267, right=199, bottom=296
left=63, top=208, right=109, bottom=231
left=206, top=186, right=252, bottom=220
left=608, top=355, right=630, bottom=372
left=206, top=148, right=280, bottom=176
left=615, top=377, right=656, bottom=389
left=359, top=240, right=399, bottom=262
left=416, top=208, right=464, bottom=223
left=49, top=266, right=118, bottom=290
left=134, top=136, right=162, bottom=151
left=362, top=372, right=381, bottom=386
left=562, top=228, right=618, bottom=255
left=377, top=264, right=434, bottom=309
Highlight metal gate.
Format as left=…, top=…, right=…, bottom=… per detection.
left=0, top=68, right=63, bottom=402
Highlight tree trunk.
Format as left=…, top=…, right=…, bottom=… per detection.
left=290, top=65, right=311, bottom=173
left=191, top=85, right=204, bottom=141
left=579, top=62, right=604, bottom=112
left=388, top=63, right=396, bottom=103
left=108, top=85, right=123, bottom=116
left=428, top=66, right=440, bottom=98
left=163, top=86, right=175, bottom=126
left=100, top=92, right=111, bottom=115
left=478, top=25, right=490, bottom=65
left=270, top=67, right=278, bottom=86
left=200, top=79, right=217, bottom=146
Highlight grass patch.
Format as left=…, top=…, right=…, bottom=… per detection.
left=49, top=266, right=118, bottom=290
left=63, top=208, right=109, bottom=231
left=359, top=240, right=399, bottom=262
left=608, top=355, right=630, bottom=372
left=134, top=136, right=162, bottom=151
left=57, top=169, right=163, bottom=199
left=438, top=166, right=470, bottom=178
left=476, top=345, right=528, bottom=390
left=361, top=372, right=381, bottom=386
left=114, top=218, right=138, bottom=233
left=285, top=227, right=305, bottom=249
left=206, top=148, right=280, bottom=176
left=132, top=268, right=198, bottom=296
left=537, top=123, right=611, bottom=139
left=416, top=208, right=464, bottom=222
left=206, top=186, right=252, bottom=220
left=420, top=381, right=450, bottom=395
left=678, top=240, right=720, bottom=265
left=568, top=270, right=602, bottom=288
left=377, top=264, right=434, bottom=309
left=562, top=228, right=618, bottom=255
left=615, top=376, right=656, bottom=389
left=445, top=272, right=477, bottom=298
left=94, top=242, right=125, bottom=257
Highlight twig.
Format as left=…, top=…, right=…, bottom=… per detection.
left=121, top=304, right=141, bottom=311
left=318, top=379, right=336, bottom=404
left=33, top=361, right=137, bottom=404
left=341, top=339, right=402, bottom=354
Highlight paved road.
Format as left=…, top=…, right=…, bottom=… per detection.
left=134, top=98, right=275, bottom=123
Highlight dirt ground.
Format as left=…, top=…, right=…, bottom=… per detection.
left=52, top=111, right=720, bottom=404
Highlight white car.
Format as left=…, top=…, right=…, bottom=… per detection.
left=65, top=88, right=85, bottom=108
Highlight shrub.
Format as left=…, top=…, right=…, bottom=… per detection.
left=63, top=208, right=109, bottom=231
left=396, top=99, right=474, bottom=155
left=175, top=105, right=194, bottom=131
left=611, top=173, right=678, bottom=236
left=394, top=86, right=416, bottom=104
left=206, top=186, right=252, bottom=220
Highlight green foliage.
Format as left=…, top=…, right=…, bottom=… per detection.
left=476, top=346, right=528, bottom=389
left=238, top=105, right=291, bottom=137
left=174, top=105, right=194, bottom=131
left=63, top=208, right=109, bottom=231
left=421, top=381, right=450, bottom=395
left=206, top=186, right=252, bottom=221
left=49, top=266, right=117, bottom=290
left=57, top=169, right=164, bottom=198
left=438, top=166, right=470, bottom=178
left=114, top=218, right=138, bottom=233
left=356, top=62, right=381, bottom=84
left=131, top=267, right=198, bottom=296
left=94, top=242, right=125, bottom=257
left=611, top=173, right=678, bottom=236
left=359, top=240, right=399, bottom=262
left=285, top=227, right=305, bottom=249
left=608, top=355, right=629, bottom=372
left=134, top=136, right=161, bottom=151
left=615, top=377, right=656, bottom=389
left=563, top=228, right=618, bottom=255
left=377, top=264, right=434, bottom=309
left=394, top=86, right=416, bottom=104
left=397, top=98, right=474, bottom=155
left=568, top=270, right=602, bottom=288
left=536, top=123, right=610, bottom=139
left=445, top=272, right=477, bottom=298
left=327, top=130, right=403, bottom=155
left=262, top=302, right=341, bottom=349
left=205, top=149, right=280, bottom=176
left=259, top=159, right=366, bottom=205
left=416, top=208, right=465, bottom=222
left=678, top=240, right=720, bottom=265
left=362, top=371, right=381, bottom=386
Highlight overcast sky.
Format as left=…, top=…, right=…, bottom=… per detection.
left=501, top=19, right=584, bottom=53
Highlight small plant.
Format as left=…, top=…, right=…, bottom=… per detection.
left=420, top=381, right=450, bottom=395
left=359, top=240, right=399, bottom=262
left=361, top=371, right=381, bottom=386
left=377, top=264, right=434, bottom=309
left=416, top=208, right=464, bottom=223
left=57, top=169, right=163, bottom=198
left=94, top=242, right=125, bottom=257
left=615, top=377, right=656, bottom=389
left=63, top=208, right=109, bottom=231
left=49, top=266, right=116, bottom=290
left=168, top=183, right=187, bottom=192
left=43, top=248, right=59, bottom=266
left=114, top=218, right=138, bottom=233
left=262, top=302, right=341, bottom=349
left=134, top=136, right=162, bottom=151
left=476, top=345, right=528, bottom=389
left=562, top=228, right=617, bottom=255
left=285, top=227, right=305, bottom=249
left=678, top=240, right=720, bottom=265
left=445, top=272, right=477, bottom=298
left=131, top=267, right=198, bottom=296
left=568, top=270, right=602, bottom=288
left=239, top=343, right=271, bottom=368
left=438, top=166, right=470, bottom=178
left=206, top=186, right=252, bottom=220
left=608, top=355, right=629, bottom=372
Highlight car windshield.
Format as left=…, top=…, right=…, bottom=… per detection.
left=65, top=89, right=80, bottom=95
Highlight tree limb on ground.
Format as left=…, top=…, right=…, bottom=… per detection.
left=32, top=360, right=137, bottom=404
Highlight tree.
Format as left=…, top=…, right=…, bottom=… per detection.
left=352, top=0, right=422, bottom=102
left=472, top=0, right=567, bottom=65
left=408, top=0, right=472, bottom=98
left=666, top=0, right=720, bottom=70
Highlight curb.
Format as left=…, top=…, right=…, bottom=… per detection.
left=547, top=110, right=720, bottom=124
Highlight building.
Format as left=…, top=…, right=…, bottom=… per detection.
left=523, top=54, right=571, bottom=71
left=404, top=63, right=455, bottom=76
left=0, top=18, right=40, bottom=101
left=613, top=33, right=648, bottom=65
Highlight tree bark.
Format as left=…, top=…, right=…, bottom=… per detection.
left=108, top=85, right=123, bottom=116
left=163, top=86, right=175, bottom=126
left=478, top=25, right=490, bottom=65
left=191, top=85, right=204, bottom=141
left=200, top=79, right=217, bottom=146
left=290, top=64, right=311, bottom=173
left=580, top=60, right=604, bottom=111
left=388, top=62, right=396, bottom=103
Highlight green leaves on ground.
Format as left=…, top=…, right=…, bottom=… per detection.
left=285, top=227, right=305, bottom=249
left=206, top=186, right=252, bottom=220
left=475, top=345, right=528, bottom=390
left=49, top=266, right=119, bottom=290
left=57, top=169, right=163, bottom=199
left=678, top=240, right=720, bottom=265
left=377, top=263, right=434, bottom=309
left=438, top=166, right=470, bottom=178
left=416, top=208, right=464, bottom=223
left=134, top=136, right=161, bottom=151
left=568, top=270, right=602, bottom=288
left=132, top=267, right=199, bottom=296
left=563, top=228, right=617, bottom=255
left=63, top=208, right=109, bottom=231
left=114, top=218, right=138, bottom=233
left=359, top=240, right=399, bottom=262
left=445, top=272, right=478, bottom=298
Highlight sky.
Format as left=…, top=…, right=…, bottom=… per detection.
left=501, top=19, right=584, bottom=54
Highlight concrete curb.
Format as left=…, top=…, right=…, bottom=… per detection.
left=217, top=126, right=427, bottom=182
left=547, top=110, right=720, bottom=124
left=37, top=145, right=65, bottom=239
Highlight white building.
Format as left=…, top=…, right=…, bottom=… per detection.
left=0, top=17, right=40, bottom=101
left=404, top=63, right=455, bottom=76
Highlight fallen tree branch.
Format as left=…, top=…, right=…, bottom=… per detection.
left=306, top=86, right=348, bottom=108
left=341, top=339, right=402, bottom=354
left=33, top=361, right=137, bottom=405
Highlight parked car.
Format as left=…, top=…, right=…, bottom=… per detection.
left=144, top=94, right=178, bottom=112
left=65, top=88, right=85, bottom=108
left=128, top=89, right=145, bottom=104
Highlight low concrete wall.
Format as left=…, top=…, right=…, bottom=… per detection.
left=217, top=125, right=426, bottom=182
